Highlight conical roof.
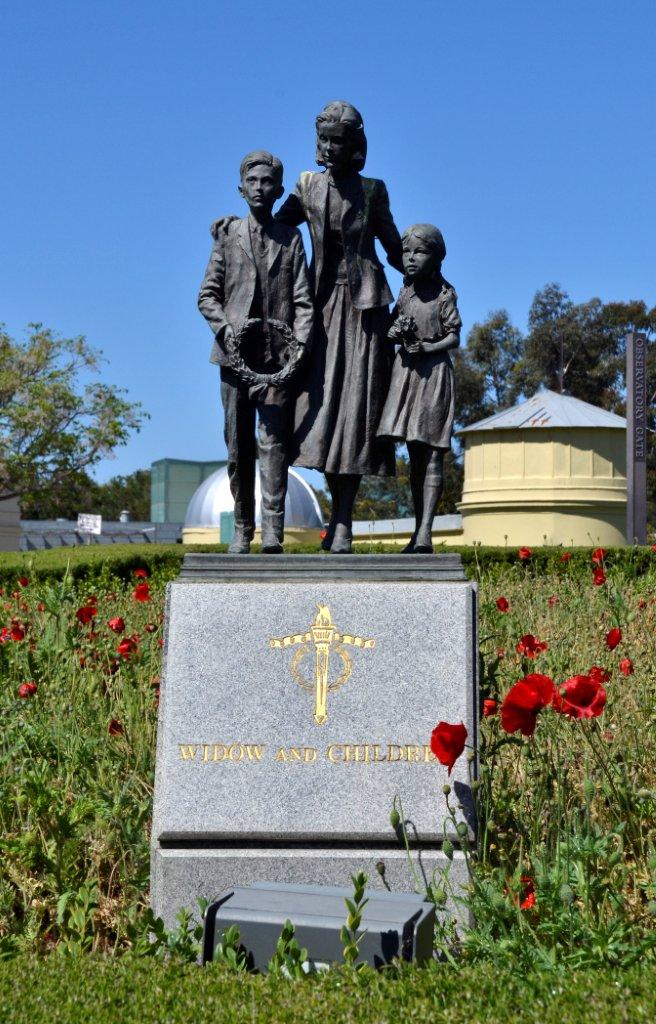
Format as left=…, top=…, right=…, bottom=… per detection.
left=458, top=389, right=626, bottom=434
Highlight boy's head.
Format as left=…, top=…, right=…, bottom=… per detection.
left=238, top=151, right=284, bottom=214
left=401, top=223, right=446, bottom=282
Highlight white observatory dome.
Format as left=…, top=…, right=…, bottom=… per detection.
left=184, top=465, right=323, bottom=529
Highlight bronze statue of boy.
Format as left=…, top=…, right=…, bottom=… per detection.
left=198, top=151, right=314, bottom=553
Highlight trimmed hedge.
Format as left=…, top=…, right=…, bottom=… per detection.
left=1, top=958, right=655, bottom=1024
left=2, top=542, right=655, bottom=586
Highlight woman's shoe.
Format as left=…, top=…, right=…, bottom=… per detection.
left=330, top=525, right=352, bottom=554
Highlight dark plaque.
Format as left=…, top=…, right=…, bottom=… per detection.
left=626, top=332, right=647, bottom=544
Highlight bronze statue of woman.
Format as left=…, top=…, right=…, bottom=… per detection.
left=275, top=101, right=404, bottom=553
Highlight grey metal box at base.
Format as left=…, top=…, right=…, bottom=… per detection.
left=203, top=882, right=435, bottom=969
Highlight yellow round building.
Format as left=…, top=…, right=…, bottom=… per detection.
left=458, top=390, right=627, bottom=547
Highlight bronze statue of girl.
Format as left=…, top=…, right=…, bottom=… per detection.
left=377, top=224, right=461, bottom=552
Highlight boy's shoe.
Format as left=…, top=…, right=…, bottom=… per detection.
left=228, top=530, right=251, bottom=554
left=261, top=517, right=283, bottom=554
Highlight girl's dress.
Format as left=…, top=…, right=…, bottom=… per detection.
left=377, top=277, right=461, bottom=449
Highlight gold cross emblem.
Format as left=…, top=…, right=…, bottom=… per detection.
left=269, top=604, right=375, bottom=725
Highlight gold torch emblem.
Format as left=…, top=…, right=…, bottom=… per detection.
left=269, top=604, right=375, bottom=725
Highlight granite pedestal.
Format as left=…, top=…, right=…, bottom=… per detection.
left=151, top=554, right=478, bottom=929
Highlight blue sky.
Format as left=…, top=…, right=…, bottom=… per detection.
left=2, top=0, right=655, bottom=483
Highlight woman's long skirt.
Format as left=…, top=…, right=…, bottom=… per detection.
left=293, top=283, right=395, bottom=476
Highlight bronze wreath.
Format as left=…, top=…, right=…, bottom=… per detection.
left=226, top=317, right=302, bottom=388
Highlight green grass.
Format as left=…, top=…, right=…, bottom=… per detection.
left=1, top=959, right=655, bottom=1024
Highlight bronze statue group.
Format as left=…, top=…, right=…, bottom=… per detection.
left=198, top=101, right=461, bottom=554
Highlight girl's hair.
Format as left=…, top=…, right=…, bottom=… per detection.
left=315, top=100, right=367, bottom=171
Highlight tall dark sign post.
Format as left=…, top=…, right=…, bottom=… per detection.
left=626, top=332, right=648, bottom=544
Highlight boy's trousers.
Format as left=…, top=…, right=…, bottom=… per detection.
left=220, top=371, right=293, bottom=539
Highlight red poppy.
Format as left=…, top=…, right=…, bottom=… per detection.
left=556, top=674, right=606, bottom=719
left=108, top=616, right=126, bottom=633
left=619, top=657, right=634, bottom=677
left=496, top=647, right=506, bottom=659
left=560, top=551, right=572, bottom=562
left=133, top=568, right=149, bottom=579
left=18, top=681, right=37, bottom=699
left=605, top=627, right=622, bottom=650
left=430, top=721, right=468, bottom=775
left=0, top=627, right=11, bottom=644
left=10, top=624, right=25, bottom=642
left=588, top=665, right=611, bottom=685
left=483, top=698, right=498, bottom=717
left=117, top=635, right=139, bottom=658
left=75, top=605, right=97, bottom=625
left=500, top=674, right=555, bottom=736
left=157, top=637, right=164, bottom=648
left=144, top=623, right=157, bottom=633
left=547, top=594, right=559, bottom=607
left=516, top=634, right=548, bottom=659
left=638, top=598, right=647, bottom=610
left=496, top=596, right=509, bottom=612
left=520, top=876, right=536, bottom=910
left=37, top=601, right=46, bottom=612
left=518, top=547, right=532, bottom=562
left=591, top=547, right=606, bottom=565
left=592, top=567, right=606, bottom=586
left=652, top=544, right=656, bottom=553
left=320, top=529, right=328, bottom=540
left=17, top=576, right=29, bottom=587
left=132, top=582, right=150, bottom=602
left=108, top=719, right=124, bottom=736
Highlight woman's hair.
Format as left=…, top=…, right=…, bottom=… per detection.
left=402, top=223, right=446, bottom=264
left=315, top=100, right=367, bottom=171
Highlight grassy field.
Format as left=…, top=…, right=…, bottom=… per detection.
left=2, top=958, right=656, bottom=1024
left=0, top=545, right=655, bottom=1014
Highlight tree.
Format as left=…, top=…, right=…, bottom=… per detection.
left=464, top=310, right=524, bottom=412
left=93, top=469, right=151, bottom=521
left=0, top=324, right=146, bottom=506
left=20, top=470, right=101, bottom=519
left=21, top=468, right=152, bottom=521
left=508, top=285, right=656, bottom=409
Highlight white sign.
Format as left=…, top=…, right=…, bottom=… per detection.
left=77, top=513, right=102, bottom=535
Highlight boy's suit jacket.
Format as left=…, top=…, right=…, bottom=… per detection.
left=275, top=170, right=403, bottom=310
left=198, top=217, right=314, bottom=367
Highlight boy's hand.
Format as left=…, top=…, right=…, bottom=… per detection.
left=210, top=215, right=238, bottom=241
left=222, top=324, right=237, bottom=351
